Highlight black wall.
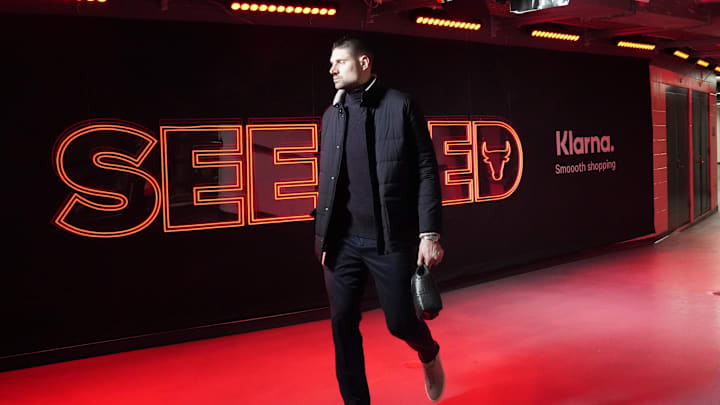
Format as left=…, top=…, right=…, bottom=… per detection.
left=2, top=14, right=654, bottom=365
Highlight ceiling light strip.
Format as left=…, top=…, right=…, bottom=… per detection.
left=414, top=17, right=481, bottom=31
left=673, top=50, right=689, bottom=60
left=231, top=2, right=336, bottom=15
left=531, top=30, right=580, bottom=42
left=616, top=41, right=655, bottom=51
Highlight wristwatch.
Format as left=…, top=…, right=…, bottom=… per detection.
left=419, top=232, right=440, bottom=242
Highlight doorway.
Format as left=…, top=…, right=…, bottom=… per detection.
left=665, top=86, right=690, bottom=230
left=691, top=90, right=710, bottom=217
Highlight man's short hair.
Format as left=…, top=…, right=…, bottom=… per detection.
left=332, top=36, right=375, bottom=62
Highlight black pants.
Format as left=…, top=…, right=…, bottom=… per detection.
left=323, top=235, right=440, bottom=405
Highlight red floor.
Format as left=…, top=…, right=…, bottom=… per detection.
left=2, top=214, right=719, bottom=405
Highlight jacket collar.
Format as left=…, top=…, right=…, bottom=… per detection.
left=332, top=75, right=380, bottom=107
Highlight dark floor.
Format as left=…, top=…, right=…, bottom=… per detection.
left=1, top=213, right=718, bottom=404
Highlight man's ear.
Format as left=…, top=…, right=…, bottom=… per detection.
left=359, top=55, right=371, bottom=71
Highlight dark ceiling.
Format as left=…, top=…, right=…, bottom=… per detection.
left=2, top=0, right=719, bottom=78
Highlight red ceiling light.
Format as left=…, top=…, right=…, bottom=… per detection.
left=230, top=2, right=336, bottom=15
left=531, top=30, right=580, bottom=42
left=696, top=59, right=709, bottom=67
left=414, top=16, right=481, bottom=31
left=715, top=66, right=720, bottom=73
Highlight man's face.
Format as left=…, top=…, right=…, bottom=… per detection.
left=329, top=47, right=366, bottom=90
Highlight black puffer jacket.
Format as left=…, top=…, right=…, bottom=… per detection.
left=314, top=80, right=442, bottom=259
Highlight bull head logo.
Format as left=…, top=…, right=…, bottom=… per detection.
left=481, top=140, right=511, bottom=181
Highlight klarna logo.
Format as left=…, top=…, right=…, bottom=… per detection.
left=555, top=130, right=614, bottom=156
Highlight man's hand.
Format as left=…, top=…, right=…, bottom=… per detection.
left=417, top=239, right=444, bottom=268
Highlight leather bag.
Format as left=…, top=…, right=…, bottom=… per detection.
left=410, top=264, right=443, bottom=320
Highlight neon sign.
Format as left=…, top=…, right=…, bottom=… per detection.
left=161, top=124, right=247, bottom=232
left=429, top=119, right=524, bottom=203
left=54, top=122, right=162, bottom=238
left=246, top=123, right=319, bottom=225
left=54, top=118, right=523, bottom=238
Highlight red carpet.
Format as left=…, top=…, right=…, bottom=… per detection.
left=2, top=214, right=719, bottom=404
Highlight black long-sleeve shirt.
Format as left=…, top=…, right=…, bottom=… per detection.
left=332, top=86, right=378, bottom=239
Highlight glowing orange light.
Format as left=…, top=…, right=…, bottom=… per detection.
left=481, top=141, right=511, bottom=181
left=673, top=50, right=689, bottom=59
left=241, top=3, right=250, bottom=10
left=268, top=5, right=276, bottom=11
left=54, top=123, right=161, bottom=238
left=715, top=66, right=720, bottom=73
left=616, top=41, right=655, bottom=51
left=416, top=16, right=423, bottom=23
left=250, top=3, right=258, bottom=10
left=319, top=8, right=327, bottom=14
left=285, top=6, right=293, bottom=12
left=311, top=7, right=319, bottom=14
left=696, top=59, right=709, bottom=67
left=160, top=125, right=246, bottom=232
left=472, top=121, right=524, bottom=202
left=531, top=30, right=579, bottom=41
left=277, top=5, right=285, bottom=11
left=97, top=0, right=106, bottom=2
left=259, top=4, right=268, bottom=11
left=302, top=6, right=311, bottom=13
left=294, top=7, right=302, bottom=13
left=428, top=121, right=475, bottom=206
left=52, top=117, right=523, bottom=238
left=328, top=8, right=336, bottom=15
left=247, top=124, right=319, bottom=225
left=231, top=2, right=241, bottom=10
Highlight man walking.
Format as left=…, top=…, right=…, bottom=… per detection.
left=314, top=36, right=446, bottom=404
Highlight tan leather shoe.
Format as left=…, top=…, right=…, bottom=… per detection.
left=423, top=354, right=445, bottom=402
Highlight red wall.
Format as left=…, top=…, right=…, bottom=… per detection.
left=649, top=65, right=717, bottom=235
